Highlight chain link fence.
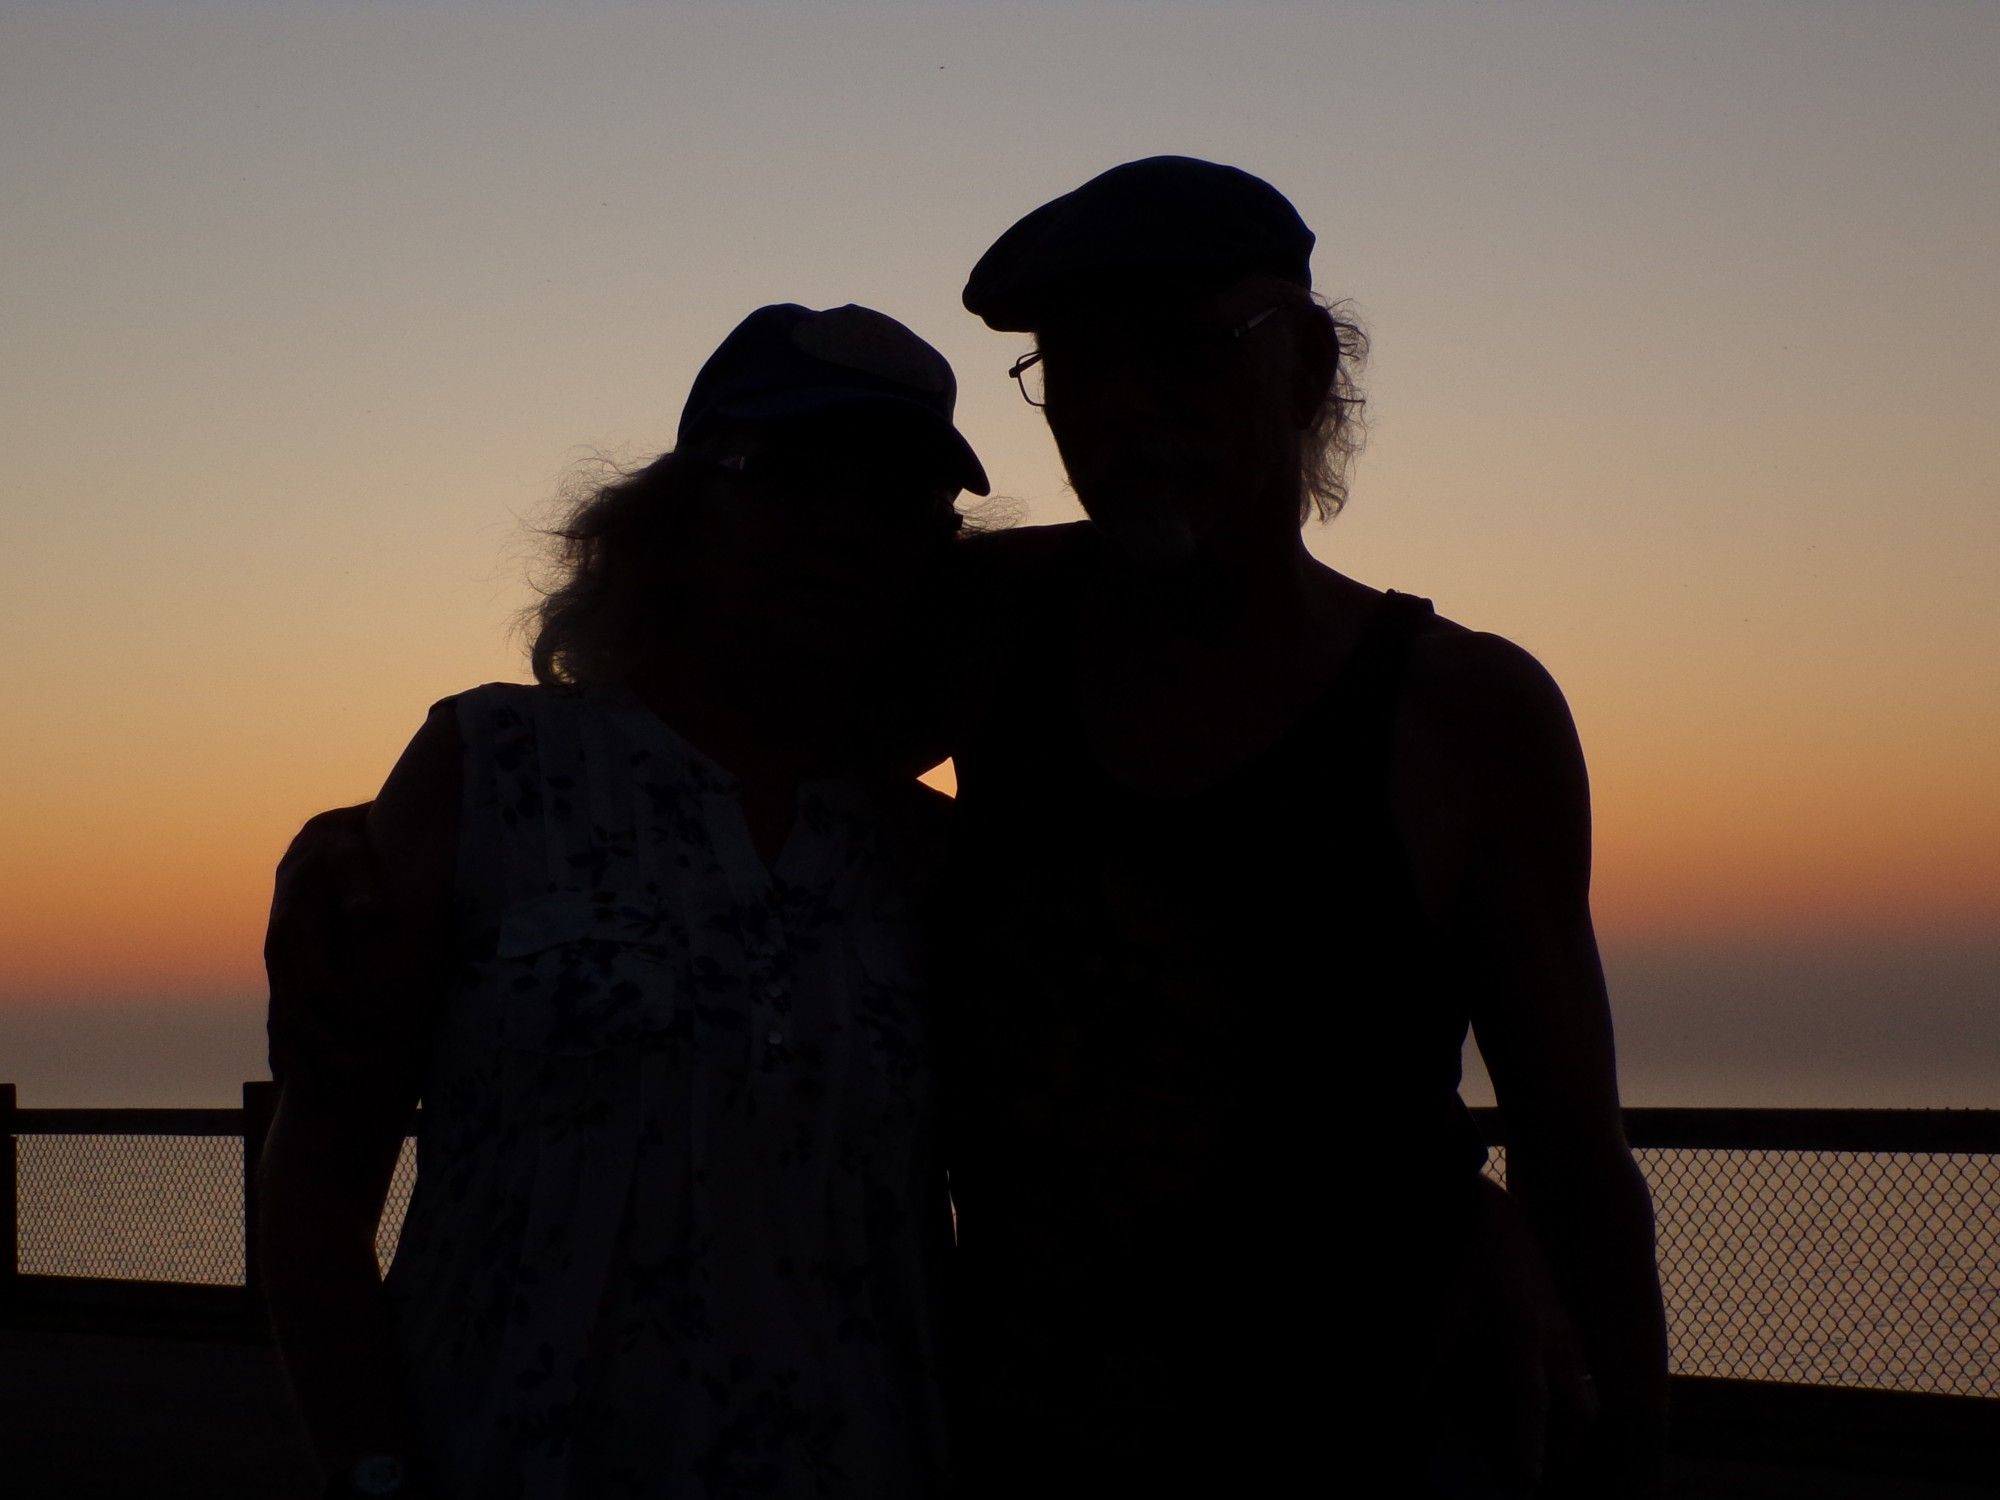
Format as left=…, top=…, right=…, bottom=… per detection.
left=11, top=1131, right=419, bottom=1283
left=1481, top=1133, right=2000, bottom=1399
left=378, top=1138, right=418, bottom=1275
left=8, top=1095, right=1997, bottom=1398
left=16, top=1133, right=249, bottom=1285
left=1649, top=1147, right=1997, bottom=1398
left=1, top=1088, right=412, bottom=1290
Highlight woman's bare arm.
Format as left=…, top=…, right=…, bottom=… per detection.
left=1399, top=629, right=1670, bottom=1498
left=258, top=700, right=460, bottom=1487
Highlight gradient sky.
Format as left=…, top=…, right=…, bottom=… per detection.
left=2, top=3, right=1996, bottom=1105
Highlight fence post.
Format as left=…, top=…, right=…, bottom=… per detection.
left=1, top=1083, right=17, bottom=1302
left=241, top=1079, right=277, bottom=1307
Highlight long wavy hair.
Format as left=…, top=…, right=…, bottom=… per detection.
left=522, top=449, right=709, bottom=690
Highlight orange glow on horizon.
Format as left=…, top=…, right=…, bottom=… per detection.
left=6, top=737, right=1994, bottom=1005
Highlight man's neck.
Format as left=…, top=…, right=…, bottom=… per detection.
left=1091, top=515, right=1324, bottom=662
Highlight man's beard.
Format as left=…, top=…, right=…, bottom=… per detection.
left=1071, top=453, right=1211, bottom=578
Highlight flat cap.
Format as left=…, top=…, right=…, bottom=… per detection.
left=963, top=156, right=1315, bottom=331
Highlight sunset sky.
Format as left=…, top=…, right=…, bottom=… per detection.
left=3, top=3, right=1995, bottom=1106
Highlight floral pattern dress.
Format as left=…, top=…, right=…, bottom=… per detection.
left=384, top=682, right=951, bottom=1500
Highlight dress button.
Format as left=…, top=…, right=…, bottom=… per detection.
left=767, top=1030, right=784, bottom=1047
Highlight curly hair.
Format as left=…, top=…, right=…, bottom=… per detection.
left=520, top=443, right=1005, bottom=690
left=1288, top=287, right=1370, bottom=523
left=521, top=449, right=706, bottom=690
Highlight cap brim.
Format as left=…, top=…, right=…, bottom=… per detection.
left=708, top=387, right=990, bottom=496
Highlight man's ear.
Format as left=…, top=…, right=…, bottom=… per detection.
left=1289, top=304, right=1339, bottom=429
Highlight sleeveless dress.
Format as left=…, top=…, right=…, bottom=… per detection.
left=940, top=550, right=1488, bottom=1495
left=383, top=682, right=952, bottom=1500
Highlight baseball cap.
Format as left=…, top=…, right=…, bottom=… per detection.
left=677, top=303, right=990, bottom=496
left=962, top=156, right=1315, bottom=332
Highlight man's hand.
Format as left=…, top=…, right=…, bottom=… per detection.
left=265, top=803, right=394, bottom=1095
left=1430, top=1176, right=1599, bottom=1495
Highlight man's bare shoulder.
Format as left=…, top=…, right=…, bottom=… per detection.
left=1402, top=613, right=1580, bottom=764
left=1390, top=610, right=1593, bottom=911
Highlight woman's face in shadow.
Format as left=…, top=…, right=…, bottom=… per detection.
left=676, top=411, right=962, bottom=698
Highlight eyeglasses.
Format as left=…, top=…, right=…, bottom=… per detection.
left=1007, top=304, right=1282, bottom=408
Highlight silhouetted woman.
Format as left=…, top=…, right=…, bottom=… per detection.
left=258, top=304, right=987, bottom=1500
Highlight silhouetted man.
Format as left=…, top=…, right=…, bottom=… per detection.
left=934, top=157, right=1666, bottom=1498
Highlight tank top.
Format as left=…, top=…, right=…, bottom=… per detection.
left=383, top=682, right=951, bottom=1500
left=940, top=569, right=1487, bottom=1493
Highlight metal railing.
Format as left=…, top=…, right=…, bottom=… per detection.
left=4, top=1084, right=1997, bottom=1401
